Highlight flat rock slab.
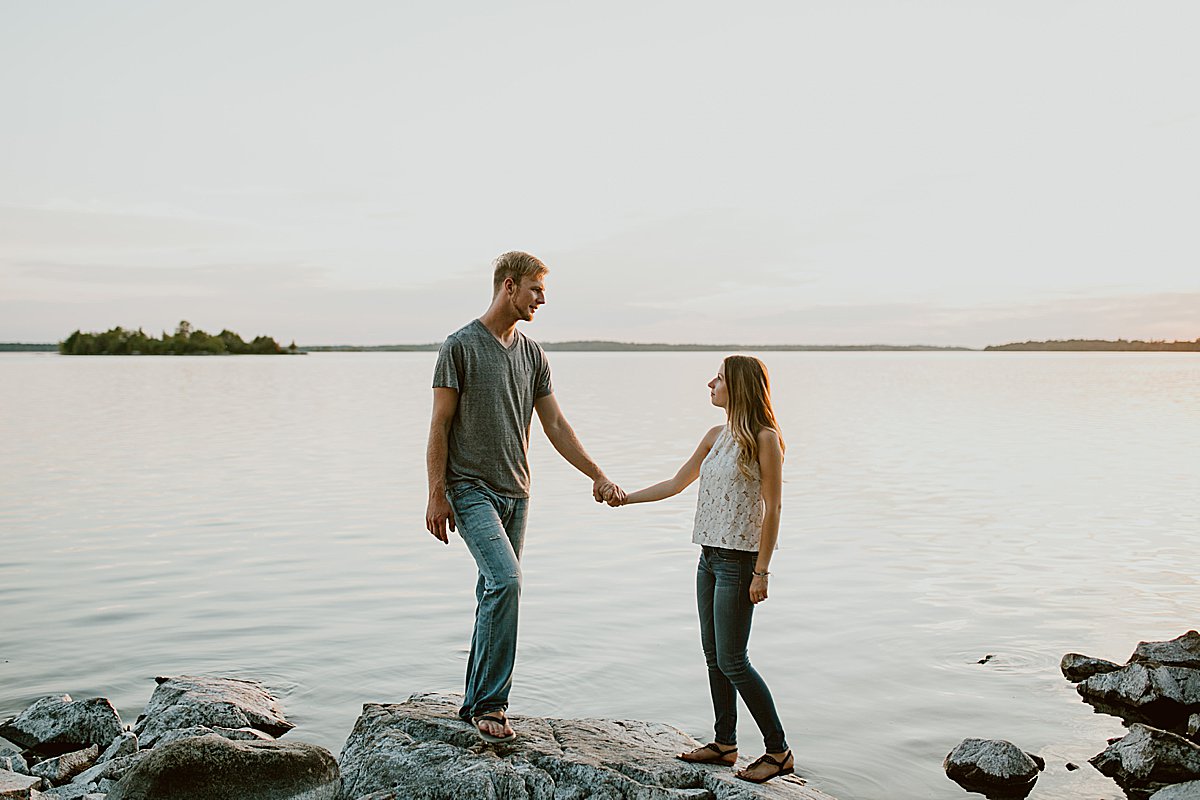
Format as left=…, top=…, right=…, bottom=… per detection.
left=133, top=676, right=294, bottom=748
left=0, top=696, right=122, bottom=756
left=29, top=744, right=98, bottom=785
left=1090, top=724, right=1200, bottom=799
left=339, top=692, right=834, bottom=800
left=106, top=733, right=339, bottom=800
left=0, top=767, right=44, bottom=799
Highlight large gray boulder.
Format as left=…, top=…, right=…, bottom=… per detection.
left=0, top=696, right=122, bottom=756
left=133, top=676, right=294, bottom=748
left=1090, top=724, right=1200, bottom=798
left=1078, top=662, right=1200, bottom=730
left=1134, top=633, right=1200, bottom=670
left=1150, top=780, right=1200, bottom=800
left=106, top=733, right=339, bottom=800
left=1061, top=653, right=1123, bottom=683
left=339, top=692, right=834, bottom=800
left=943, top=738, right=1044, bottom=798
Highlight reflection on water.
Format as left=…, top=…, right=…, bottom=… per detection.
left=1, top=351, right=1196, bottom=800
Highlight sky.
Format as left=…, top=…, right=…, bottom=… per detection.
left=1, top=1, right=1197, bottom=348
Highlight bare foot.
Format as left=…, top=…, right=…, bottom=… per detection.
left=677, top=742, right=738, bottom=765
left=472, top=712, right=515, bottom=742
left=735, top=750, right=794, bottom=783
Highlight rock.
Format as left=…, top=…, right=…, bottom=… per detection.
left=151, top=725, right=275, bottom=749
left=29, top=746, right=98, bottom=786
left=0, top=746, right=28, bottom=775
left=70, top=752, right=146, bottom=790
left=1134, top=633, right=1200, bottom=670
left=943, top=738, right=1043, bottom=798
left=339, top=692, right=833, bottom=800
left=1061, top=653, right=1123, bottom=683
left=132, top=676, right=293, bottom=748
left=36, top=783, right=100, bottom=800
left=97, top=732, right=138, bottom=764
left=106, top=733, right=339, bottom=800
left=1090, top=723, right=1200, bottom=798
left=1078, top=662, right=1200, bottom=730
left=1190, top=714, right=1200, bottom=741
left=1150, top=780, right=1200, bottom=799
left=1, top=768, right=45, bottom=799
left=0, top=697, right=123, bottom=756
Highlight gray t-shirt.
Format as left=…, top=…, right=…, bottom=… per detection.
left=432, top=319, right=553, bottom=498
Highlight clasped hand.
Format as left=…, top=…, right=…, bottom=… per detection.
left=592, top=477, right=626, bottom=507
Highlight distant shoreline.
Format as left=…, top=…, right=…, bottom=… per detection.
left=3, top=338, right=1197, bottom=353
left=303, top=342, right=974, bottom=352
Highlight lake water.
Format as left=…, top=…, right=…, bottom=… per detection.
left=1, top=351, right=1197, bottom=799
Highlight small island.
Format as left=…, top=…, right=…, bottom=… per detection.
left=985, top=338, right=1200, bottom=352
left=59, top=321, right=299, bottom=356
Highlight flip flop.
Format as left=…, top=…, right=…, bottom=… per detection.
left=677, top=742, right=738, bottom=765
left=735, top=750, right=795, bottom=783
left=472, top=712, right=517, bottom=744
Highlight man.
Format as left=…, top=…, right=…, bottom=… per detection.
left=425, top=251, right=623, bottom=743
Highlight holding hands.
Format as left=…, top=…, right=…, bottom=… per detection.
left=592, top=477, right=626, bottom=506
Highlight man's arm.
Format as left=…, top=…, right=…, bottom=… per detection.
left=533, top=393, right=623, bottom=502
left=425, top=387, right=459, bottom=543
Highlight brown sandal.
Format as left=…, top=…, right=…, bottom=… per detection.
left=735, top=750, right=794, bottom=783
left=471, top=713, right=516, bottom=744
left=677, top=742, right=738, bottom=765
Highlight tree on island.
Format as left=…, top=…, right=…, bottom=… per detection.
left=59, top=321, right=293, bottom=355
left=985, top=338, right=1200, bottom=352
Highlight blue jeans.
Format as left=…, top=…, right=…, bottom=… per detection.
left=697, top=545, right=788, bottom=753
left=447, top=482, right=529, bottom=722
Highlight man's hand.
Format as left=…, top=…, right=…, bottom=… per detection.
left=425, top=492, right=455, bottom=544
left=593, top=477, right=625, bottom=505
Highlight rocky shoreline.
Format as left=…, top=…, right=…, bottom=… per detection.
left=942, top=630, right=1200, bottom=799
left=0, top=678, right=828, bottom=800
left=4, top=633, right=1198, bottom=800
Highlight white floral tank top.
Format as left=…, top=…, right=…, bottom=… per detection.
left=692, top=425, right=768, bottom=552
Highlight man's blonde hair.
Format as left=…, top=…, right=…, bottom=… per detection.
left=492, top=251, right=549, bottom=296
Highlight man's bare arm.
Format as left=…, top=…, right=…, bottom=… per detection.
left=425, top=387, right=459, bottom=543
left=533, top=393, right=623, bottom=502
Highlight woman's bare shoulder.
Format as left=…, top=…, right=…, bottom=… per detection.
left=702, top=424, right=725, bottom=445
left=756, top=427, right=784, bottom=456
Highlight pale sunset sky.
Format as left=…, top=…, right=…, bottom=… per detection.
left=1, top=1, right=1196, bottom=347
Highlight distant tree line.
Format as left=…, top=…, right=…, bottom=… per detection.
left=59, top=321, right=298, bottom=355
left=985, top=338, right=1200, bottom=352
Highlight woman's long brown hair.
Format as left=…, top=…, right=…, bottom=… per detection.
left=723, top=355, right=785, bottom=479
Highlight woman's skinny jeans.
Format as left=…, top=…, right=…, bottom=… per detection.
left=696, top=545, right=788, bottom=753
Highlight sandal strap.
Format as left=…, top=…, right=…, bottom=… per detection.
left=473, top=713, right=508, bottom=726
left=702, top=742, right=736, bottom=755
left=749, top=750, right=791, bottom=768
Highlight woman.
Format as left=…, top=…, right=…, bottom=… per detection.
left=611, top=355, right=793, bottom=783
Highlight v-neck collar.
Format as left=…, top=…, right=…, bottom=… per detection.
left=474, top=318, right=520, bottom=352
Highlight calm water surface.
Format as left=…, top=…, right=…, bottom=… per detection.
left=1, top=351, right=1197, bottom=800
